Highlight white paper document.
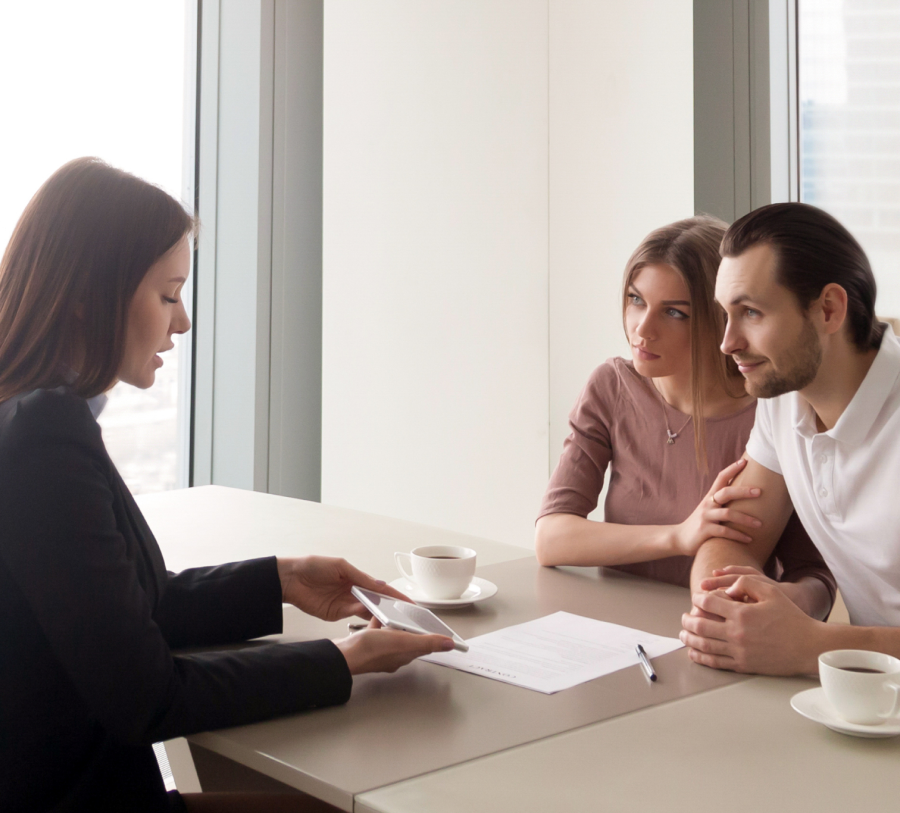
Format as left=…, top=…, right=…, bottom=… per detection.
left=421, top=611, right=683, bottom=694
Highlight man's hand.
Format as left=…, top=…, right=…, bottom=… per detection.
left=671, top=459, right=762, bottom=557
left=334, top=619, right=454, bottom=675
left=680, top=574, right=824, bottom=675
left=701, top=565, right=830, bottom=619
left=276, top=556, right=409, bottom=621
left=700, top=565, right=775, bottom=592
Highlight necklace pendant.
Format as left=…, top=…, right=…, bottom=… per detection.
left=667, top=430, right=677, bottom=444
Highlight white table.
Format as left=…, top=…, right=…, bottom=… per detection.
left=356, top=675, right=900, bottom=813
left=137, top=485, right=531, bottom=643
left=138, top=486, right=900, bottom=813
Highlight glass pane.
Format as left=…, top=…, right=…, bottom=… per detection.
left=799, top=0, right=900, bottom=318
left=0, top=0, right=191, bottom=494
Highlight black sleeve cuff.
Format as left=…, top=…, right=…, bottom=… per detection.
left=155, top=638, right=354, bottom=741
left=286, top=638, right=354, bottom=710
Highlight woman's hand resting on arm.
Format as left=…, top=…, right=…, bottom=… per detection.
left=536, top=459, right=763, bottom=567
left=276, top=556, right=455, bottom=674
left=669, top=458, right=764, bottom=557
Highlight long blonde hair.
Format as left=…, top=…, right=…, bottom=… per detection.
left=622, top=215, right=744, bottom=472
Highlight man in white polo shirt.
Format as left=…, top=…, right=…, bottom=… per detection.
left=680, top=201, right=900, bottom=675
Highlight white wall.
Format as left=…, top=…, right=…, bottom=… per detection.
left=548, top=1, right=695, bottom=470
left=322, top=0, right=550, bottom=548
left=322, top=0, right=693, bottom=547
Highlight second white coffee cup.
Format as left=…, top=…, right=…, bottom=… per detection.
left=394, top=545, right=477, bottom=600
left=819, top=649, right=900, bottom=726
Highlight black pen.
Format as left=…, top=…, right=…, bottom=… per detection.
left=636, top=644, right=657, bottom=682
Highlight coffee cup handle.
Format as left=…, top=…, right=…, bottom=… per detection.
left=394, top=552, right=416, bottom=583
left=881, top=682, right=900, bottom=720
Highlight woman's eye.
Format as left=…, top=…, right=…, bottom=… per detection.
left=666, top=308, right=688, bottom=320
left=745, top=308, right=760, bottom=319
left=627, top=294, right=643, bottom=305
left=163, top=296, right=178, bottom=305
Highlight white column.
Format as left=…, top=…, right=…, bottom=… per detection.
left=322, top=0, right=551, bottom=548
left=269, top=0, right=324, bottom=501
left=193, top=0, right=274, bottom=491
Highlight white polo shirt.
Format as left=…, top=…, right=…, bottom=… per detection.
left=746, top=327, right=900, bottom=627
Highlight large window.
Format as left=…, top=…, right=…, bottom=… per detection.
left=0, top=0, right=192, bottom=493
left=799, top=0, right=900, bottom=317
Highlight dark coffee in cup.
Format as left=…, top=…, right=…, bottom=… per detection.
left=395, top=545, right=477, bottom=600
left=841, top=667, right=885, bottom=674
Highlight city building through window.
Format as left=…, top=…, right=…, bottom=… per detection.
left=0, top=0, right=191, bottom=494
left=800, top=0, right=900, bottom=318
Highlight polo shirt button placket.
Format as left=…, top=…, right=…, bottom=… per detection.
left=821, top=445, right=838, bottom=519
left=809, top=435, right=838, bottom=518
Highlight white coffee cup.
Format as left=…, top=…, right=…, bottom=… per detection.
left=819, top=649, right=900, bottom=726
left=394, top=545, right=477, bottom=600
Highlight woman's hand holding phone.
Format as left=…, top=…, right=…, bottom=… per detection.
left=275, top=559, right=455, bottom=675
left=335, top=619, right=454, bottom=675
left=275, top=555, right=412, bottom=621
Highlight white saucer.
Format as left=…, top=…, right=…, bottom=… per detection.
left=791, top=687, right=900, bottom=738
left=389, top=576, right=498, bottom=609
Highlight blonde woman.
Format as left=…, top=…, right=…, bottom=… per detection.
left=536, top=216, right=834, bottom=620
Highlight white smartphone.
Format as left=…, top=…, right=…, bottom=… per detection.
left=350, top=586, right=469, bottom=652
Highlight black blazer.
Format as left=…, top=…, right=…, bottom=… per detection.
left=0, top=389, right=352, bottom=812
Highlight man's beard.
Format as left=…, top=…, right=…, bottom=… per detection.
left=742, top=317, right=822, bottom=399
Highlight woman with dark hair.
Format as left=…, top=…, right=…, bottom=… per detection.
left=0, top=158, right=453, bottom=813
left=535, top=216, right=835, bottom=614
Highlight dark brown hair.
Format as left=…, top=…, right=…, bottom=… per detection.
left=623, top=215, right=744, bottom=472
left=0, top=157, right=195, bottom=400
left=721, top=202, right=881, bottom=351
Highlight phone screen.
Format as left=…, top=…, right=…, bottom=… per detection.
left=352, top=587, right=467, bottom=648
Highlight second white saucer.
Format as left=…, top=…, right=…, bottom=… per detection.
left=791, top=687, right=900, bottom=738
left=389, top=576, right=498, bottom=609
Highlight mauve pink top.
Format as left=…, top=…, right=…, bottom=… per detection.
left=538, top=357, right=836, bottom=597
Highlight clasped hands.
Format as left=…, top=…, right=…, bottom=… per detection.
left=276, top=556, right=454, bottom=676
left=680, top=566, right=821, bottom=675
left=672, top=459, right=823, bottom=675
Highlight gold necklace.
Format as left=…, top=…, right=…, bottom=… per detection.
left=651, top=379, right=693, bottom=445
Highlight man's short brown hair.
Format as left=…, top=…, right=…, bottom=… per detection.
left=721, top=202, right=881, bottom=351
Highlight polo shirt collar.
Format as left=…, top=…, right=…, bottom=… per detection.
left=791, top=324, right=900, bottom=446
left=790, top=394, right=818, bottom=439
